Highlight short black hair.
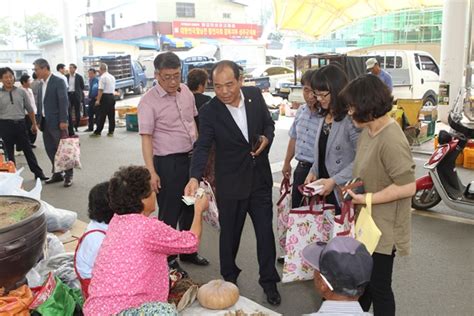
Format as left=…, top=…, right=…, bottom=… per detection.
left=69, top=63, right=77, bottom=69
left=339, top=74, right=393, bottom=123
left=211, top=60, right=242, bottom=81
left=0, top=67, right=14, bottom=78
left=56, top=63, right=65, bottom=71
left=20, top=74, right=30, bottom=85
left=311, top=64, right=349, bottom=121
left=108, top=166, right=152, bottom=215
left=154, top=52, right=181, bottom=70
left=301, top=69, right=314, bottom=86
left=32, top=72, right=37, bottom=80
left=88, top=182, right=114, bottom=224
left=88, top=68, right=96, bottom=73
left=187, top=68, right=208, bottom=91
left=33, top=58, right=50, bottom=71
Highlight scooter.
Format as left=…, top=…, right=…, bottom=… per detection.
left=412, top=114, right=474, bottom=213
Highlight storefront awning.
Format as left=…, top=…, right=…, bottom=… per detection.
left=160, top=35, right=262, bottom=49
left=273, top=0, right=444, bottom=38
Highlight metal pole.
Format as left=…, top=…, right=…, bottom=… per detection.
left=87, top=0, right=94, bottom=56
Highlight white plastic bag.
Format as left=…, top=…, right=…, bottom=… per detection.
left=42, top=201, right=77, bottom=232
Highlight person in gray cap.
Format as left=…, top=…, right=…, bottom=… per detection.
left=365, top=58, right=393, bottom=92
left=302, top=237, right=373, bottom=315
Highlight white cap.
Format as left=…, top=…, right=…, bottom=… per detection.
left=365, top=58, right=378, bottom=70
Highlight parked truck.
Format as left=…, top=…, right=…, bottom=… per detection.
left=83, top=55, right=146, bottom=100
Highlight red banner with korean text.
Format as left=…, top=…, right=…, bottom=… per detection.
left=172, top=21, right=260, bottom=39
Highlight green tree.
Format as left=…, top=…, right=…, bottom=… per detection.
left=0, top=18, right=11, bottom=45
left=16, top=13, right=59, bottom=48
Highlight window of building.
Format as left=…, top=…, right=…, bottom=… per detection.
left=176, top=2, right=195, bottom=18
left=223, top=13, right=231, bottom=19
left=111, top=14, right=115, bottom=28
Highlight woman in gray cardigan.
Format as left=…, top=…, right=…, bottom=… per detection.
left=304, top=64, right=360, bottom=211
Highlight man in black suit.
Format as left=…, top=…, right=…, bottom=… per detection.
left=66, top=63, right=85, bottom=134
left=33, top=58, right=74, bottom=187
left=185, top=60, right=281, bottom=306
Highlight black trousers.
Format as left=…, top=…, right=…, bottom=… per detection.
left=217, top=178, right=280, bottom=291
left=0, top=119, right=43, bottom=177
left=68, top=92, right=81, bottom=134
left=291, top=161, right=312, bottom=208
left=95, top=94, right=115, bottom=134
left=16, top=115, right=37, bottom=151
left=87, top=97, right=96, bottom=130
left=359, top=250, right=396, bottom=316
left=153, top=153, right=195, bottom=262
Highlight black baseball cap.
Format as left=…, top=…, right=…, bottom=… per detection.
left=302, top=237, right=373, bottom=297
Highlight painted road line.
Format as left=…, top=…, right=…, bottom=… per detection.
left=412, top=209, right=474, bottom=225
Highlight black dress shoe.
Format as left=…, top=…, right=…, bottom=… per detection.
left=180, top=254, right=210, bottom=266
left=169, top=260, right=189, bottom=278
left=264, top=288, right=281, bottom=306
left=64, top=177, right=73, bottom=187
left=45, top=175, right=64, bottom=184
left=35, top=174, right=50, bottom=181
left=277, top=256, right=285, bottom=264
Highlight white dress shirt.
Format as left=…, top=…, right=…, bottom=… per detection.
left=56, top=72, right=68, bottom=88
left=68, top=74, right=75, bottom=92
left=41, top=73, right=53, bottom=117
left=20, top=86, right=37, bottom=114
left=98, top=72, right=116, bottom=94
left=225, top=90, right=249, bottom=142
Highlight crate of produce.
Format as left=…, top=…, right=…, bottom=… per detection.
left=126, top=113, right=139, bottom=132
left=463, top=147, right=474, bottom=169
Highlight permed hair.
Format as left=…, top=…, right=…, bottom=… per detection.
left=187, top=68, right=209, bottom=91
left=88, top=182, right=114, bottom=224
left=108, top=166, right=152, bottom=215
left=339, top=74, right=394, bottom=123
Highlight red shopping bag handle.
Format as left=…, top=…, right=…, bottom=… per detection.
left=276, top=178, right=291, bottom=205
left=333, top=200, right=355, bottom=224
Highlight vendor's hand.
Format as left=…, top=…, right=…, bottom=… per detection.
left=194, top=194, right=209, bottom=214
left=31, top=123, right=38, bottom=135
left=282, top=162, right=292, bottom=179
left=184, top=178, right=199, bottom=197
left=150, top=171, right=161, bottom=193
left=59, top=122, right=68, bottom=131
left=251, top=135, right=269, bottom=157
left=318, top=178, right=336, bottom=196
left=304, top=172, right=317, bottom=185
left=347, top=189, right=366, bottom=205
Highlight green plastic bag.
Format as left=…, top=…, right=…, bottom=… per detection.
left=30, top=273, right=84, bottom=315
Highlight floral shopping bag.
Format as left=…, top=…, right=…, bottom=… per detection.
left=282, top=197, right=336, bottom=283
left=54, top=135, right=81, bottom=172
left=199, top=180, right=220, bottom=230
left=276, top=178, right=292, bottom=255
left=327, top=200, right=356, bottom=239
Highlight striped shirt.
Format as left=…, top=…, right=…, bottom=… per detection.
left=289, top=104, right=318, bottom=163
left=304, top=300, right=372, bottom=315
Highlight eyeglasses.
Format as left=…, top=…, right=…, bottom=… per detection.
left=159, top=73, right=181, bottom=82
left=312, top=91, right=330, bottom=99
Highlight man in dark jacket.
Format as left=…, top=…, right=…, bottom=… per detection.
left=66, top=63, right=85, bottom=134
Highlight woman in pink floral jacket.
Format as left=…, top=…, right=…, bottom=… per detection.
left=84, top=166, right=208, bottom=316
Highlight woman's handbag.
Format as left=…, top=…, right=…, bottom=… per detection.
left=276, top=178, right=292, bottom=255
left=355, top=193, right=382, bottom=254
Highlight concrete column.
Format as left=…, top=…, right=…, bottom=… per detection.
left=61, top=0, right=77, bottom=65
left=438, top=0, right=469, bottom=122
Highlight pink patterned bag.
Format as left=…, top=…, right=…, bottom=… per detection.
left=199, top=180, right=220, bottom=230
left=54, top=135, right=81, bottom=172
left=276, top=178, right=292, bottom=255
left=282, top=197, right=335, bottom=283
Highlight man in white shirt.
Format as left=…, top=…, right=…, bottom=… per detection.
left=302, top=237, right=373, bottom=316
left=56, top=63, right=69, bottom=88
left=91, top=63, right=116, bottom=137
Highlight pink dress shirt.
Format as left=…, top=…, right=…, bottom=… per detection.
left=138, top=83, right=198, bottom=156
left=83, top=213, right=198, bottom=316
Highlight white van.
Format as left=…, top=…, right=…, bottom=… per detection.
left=368, top=50, right=440, bottom=107
left=0, top=63, right=34, bottom=85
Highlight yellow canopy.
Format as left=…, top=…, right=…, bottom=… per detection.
left=273, top=0, right=444, bottom=38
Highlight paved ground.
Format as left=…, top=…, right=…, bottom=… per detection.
left=15, top=95, right=474, bottom=315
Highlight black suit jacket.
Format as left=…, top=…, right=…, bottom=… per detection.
left=65, top=73, right=85, bottom=100
left=190, top=86, right=274, bottom=200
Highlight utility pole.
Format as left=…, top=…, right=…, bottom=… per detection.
left=87, top=0, right=94, bottom=56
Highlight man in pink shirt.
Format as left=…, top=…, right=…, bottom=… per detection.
left=138, top=52, right=209, bottom=275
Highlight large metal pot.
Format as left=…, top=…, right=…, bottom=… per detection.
left=0, top=195, right=46, bottom=291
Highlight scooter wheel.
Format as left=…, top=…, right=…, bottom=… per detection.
left=412, top=188, right=441, bottom=210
